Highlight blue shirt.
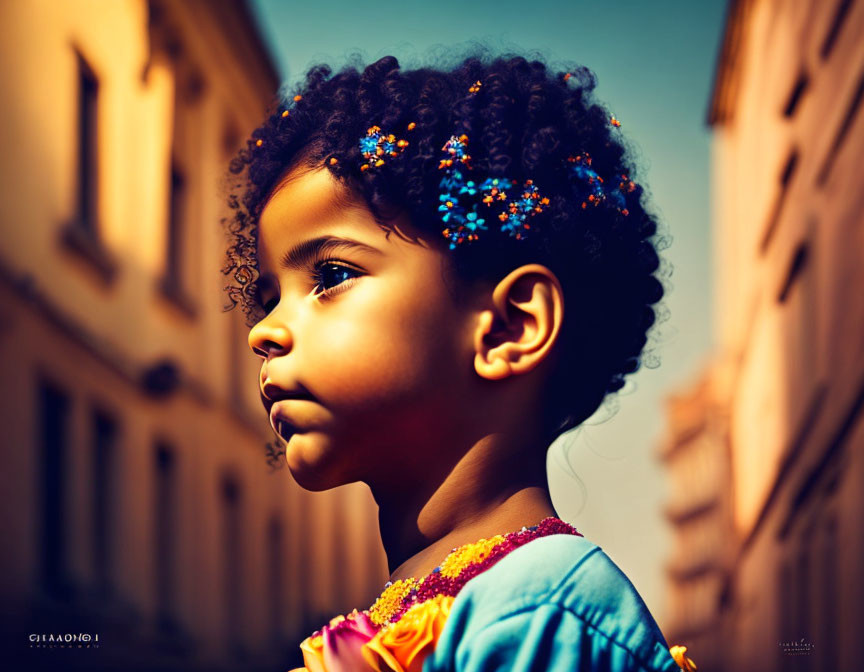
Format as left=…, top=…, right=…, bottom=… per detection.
left=422, top=534, right=681, bottom=672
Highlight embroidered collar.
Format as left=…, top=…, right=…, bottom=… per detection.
left=366, top=516, right=581, bottom=626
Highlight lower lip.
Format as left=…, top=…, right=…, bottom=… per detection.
left=274, top=419, right=297, bottom=442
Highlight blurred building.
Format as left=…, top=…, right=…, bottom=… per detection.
left=659, top=0, right=864, bottom=670
left=0, top=1, right=387, bottom=671
left=657, top=358, right=736, bottom=671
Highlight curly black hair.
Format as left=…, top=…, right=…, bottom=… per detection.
left=222, top=51, right=671, bottom=442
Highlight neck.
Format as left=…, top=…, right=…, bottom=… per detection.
left=366, top=431, right=559, bottom=583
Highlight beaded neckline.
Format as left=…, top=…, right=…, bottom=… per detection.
left=364, top=516, right=582, bottom=628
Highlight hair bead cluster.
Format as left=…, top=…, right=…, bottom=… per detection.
left=566, top=152, right=635, bottom=215
left=351, top=109, right=636, bottom=248
left=433, top=133, right=551, bottom=248
left=358, top=124, right=413, bottom=172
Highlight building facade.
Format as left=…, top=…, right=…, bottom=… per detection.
left=657, top=358, right=736, bottom=671
left=660, top=0, right=864, bottom=670
left=0, top=2, right=387, bottom=670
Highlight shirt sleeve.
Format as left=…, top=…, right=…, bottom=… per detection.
left=421, top=535, right=683, bottom=672
left=449, top=603, right=672, bottom=672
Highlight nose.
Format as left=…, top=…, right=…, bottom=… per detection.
left=248, top=313, right=294, bottom=360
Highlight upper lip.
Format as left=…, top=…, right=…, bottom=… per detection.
left=261, top=380, right=313, bottom=407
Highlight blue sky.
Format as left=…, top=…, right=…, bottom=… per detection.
left=248, top=0, right=728, bottom=625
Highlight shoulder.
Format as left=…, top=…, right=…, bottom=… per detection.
left=424, top=534, right=680, bottom=672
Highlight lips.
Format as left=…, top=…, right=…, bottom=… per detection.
left=263, top=380, right=315, bottom=441
left=269, top=399, right=310, bottom=441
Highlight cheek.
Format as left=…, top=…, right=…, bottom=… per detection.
left=301, top=284, right=463, bottom=408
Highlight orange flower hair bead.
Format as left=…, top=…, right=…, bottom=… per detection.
left=439, top=134, right=472, bottom=169
left=293, top=94, right=302, bottom=102
left=281, top=110, right=290, bottom=118
left=255, top=139, right=263, bottom=147
left=610, top=115, right=621, bottom=127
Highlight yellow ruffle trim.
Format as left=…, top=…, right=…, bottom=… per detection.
left=367, top=533, right=511, bottom=626
left=439, top=534, right=505, bottom=578
left=368, top=577, right=420, bottom=626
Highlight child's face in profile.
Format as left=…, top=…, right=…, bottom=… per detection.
left=249, top=166, right=480, bottom=491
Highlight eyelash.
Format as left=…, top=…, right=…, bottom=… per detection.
left=309, top=258, right=364, bottom=299
left=258, top=257, right=364, bottom=313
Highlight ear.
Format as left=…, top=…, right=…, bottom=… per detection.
left=473, top=264, right=565, bottom=381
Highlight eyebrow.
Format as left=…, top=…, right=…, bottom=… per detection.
left=279, top=235, right=383, bottom=271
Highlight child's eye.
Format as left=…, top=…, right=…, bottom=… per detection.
left=311, top=261, right=363, bottom=298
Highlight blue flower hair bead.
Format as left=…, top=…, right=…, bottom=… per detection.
left=566, top=152, right=635, bottom=216
left=438, top=165, right=488, bottom=249
left=497, top=180, right=550, bottom=240
left=359, top=124, right=412, bottom=172
left=567, top=153, right=606, bottom=209
left=614, top=174, right=636, bottom=216
left=441, top=210, right=487, bottom=249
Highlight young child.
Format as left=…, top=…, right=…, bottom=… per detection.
left=222, top=53, right=698, bottom=672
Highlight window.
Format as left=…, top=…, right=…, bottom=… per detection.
left=777, top=243, right=809, bottom=304
left=156, top=43, right=205, bottom=317
left=92, top=408, right=118, bottom=597
left=61, top=49, right=116, bottom=282
left=295, top=493, right=311, bottom=625
left=154, top=443, right=178, bottom=631
left=820, top=0, right=853, bottom=60
left=222, top=475, right=244, bottom=657
left=819, top=516, right=838, bottom=671
left=777, top=558, right=792, bottom=655
left=267, top=515, right=284, bottom=645
left=782, top=71, right=809, bottom=118
left=164, top=163, right=186, bottom=292
left=760, top=149, right=799, bottom=254
left=38, top=378, right=71, bottom=599
left=76, top=50, right=99, bottom=235
left=817, top=67, right=864, bottom=186
left=793, top=541, right=812, bottom=672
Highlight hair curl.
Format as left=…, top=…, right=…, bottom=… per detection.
left=222, top=51, right=672, bottom=442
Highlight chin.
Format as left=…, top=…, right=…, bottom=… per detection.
left=283, top=433, right=352, bottom=492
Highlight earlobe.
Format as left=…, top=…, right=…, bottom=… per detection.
left=472, top=264, right=564, bottom=381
